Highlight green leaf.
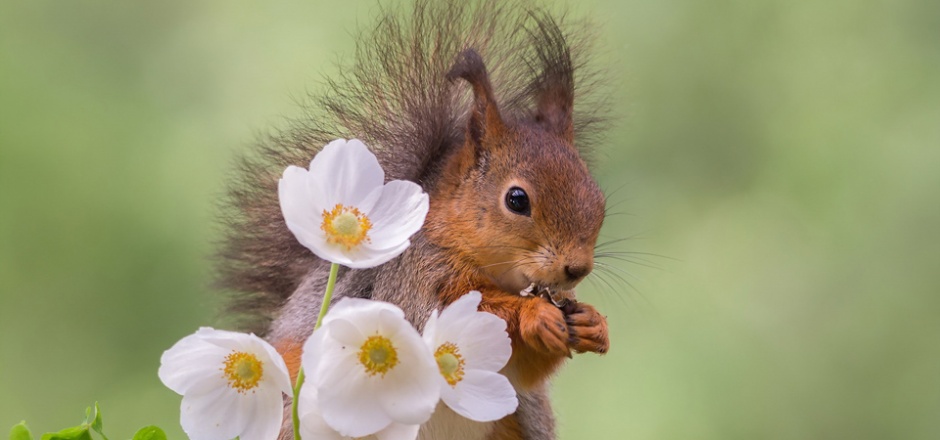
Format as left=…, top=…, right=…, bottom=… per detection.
left=90, top=403, right=107, bottom=440
left=39, top=426, right=91, bottom=440
left=9, top=422, right=33, bottom=440
left=130, top=427, right=166, bottom=440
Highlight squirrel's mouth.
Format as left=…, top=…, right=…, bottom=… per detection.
left=519, top=282, right=574, bottom=307
left=484, top=264, right=582, bottom=300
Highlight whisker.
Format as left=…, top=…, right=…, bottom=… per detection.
left=595, top=253, right=664, bottom=270
left=602, top=211, right=633, bottom=219
left=496, top=257, right=541, bottom=278
left=469, top=244, right=534, bottom=253
left=479, top=259, right=526, bottom=270
left=602, top=181, right=631, bottom=205
left=595, top=250, right=678, bottom=261
left=592, top=263, right=653, bottom=309
left=590, top=270, right=632, bottom=309
left=594, top=234, right=646, bottom=250
left=594, top=261, right=642, bottom=283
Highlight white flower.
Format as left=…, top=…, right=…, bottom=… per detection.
left=298, top=384, right=420, bottom=440
left=279, top=138, right=430, bottom=269
left=300, top=298, right=440, bottom=438
left=158, top=327, right=291, bottom=440
left=422, top=291, right=518, bottom=421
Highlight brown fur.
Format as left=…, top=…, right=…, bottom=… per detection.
left=216, top=1, right=612, bottom=438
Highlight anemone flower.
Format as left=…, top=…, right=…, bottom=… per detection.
left=422, top=291, right=518, bottom=421
left=158, top=327, right=291, bottom=440
left=298, top=383, right=420, bottom=440
left=299, top=298, right=440, bottom=438
left=278, top=138, right=429, bottom=269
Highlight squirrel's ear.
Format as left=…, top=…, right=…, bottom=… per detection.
left=447, top=49, right=506, bottom=146
left=533, top=75, right=574, bottom=143
left=530, top=17, right=575, bottom=143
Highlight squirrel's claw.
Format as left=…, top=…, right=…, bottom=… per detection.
left=564, top=302, right=609, bottom=355
left=519, top=295, right=608, bottom=358
left=520, top=298, right=572, bottom=358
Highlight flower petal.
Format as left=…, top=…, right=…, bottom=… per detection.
left=279, top=165, right=326, bottom=229
left=450, top=311, right=511, bottom=371
left=179, top=328, right=292, bottom=395
left=159, top=334, right=230, bottom=395
left=443, top=369, right=518, bottom=422
left=375, top=423, right=420, bottom=440
left=421, top=309, right=440, bottom=348
left=364, top=180, right=430, bottom=251
left=319, top=383, right=393, bottom=437
left=325, top=297, right=406, bottom=325
left=161, top=328, right=291, bottom=440
left=228, top=388, right=284, bottom=440
left=278, top=138, right=430, bottom=268
left=312, top=335, right=363, bottom=395
left=179, top=386, right=244, bottom=440
left=294, top=183, right=386, bottom=262
left=300, top=385, right=419, bottom=440
left=310, top=309, right=394, bottom=437
left=279, top=166, right=331, bottom=258
left=303, top=298, right=439, bottom=435
left=437, top=291, right=482, bottom=323
left=252, top=335, right=293, bottom=395
left=377, top=370, right=439, bottom=426
left=341, top=241, right=411, bottom=269
left=429, top=293, right=511, bottom=372
left=375, top=311, right=440, bottom=425
left=328, top=317, right=366, bottom=347
left=298, top=390, right=348, bottom=440
left=300, top=325, right=326, bottom=382
left=308, top=138, right=385, bottom=207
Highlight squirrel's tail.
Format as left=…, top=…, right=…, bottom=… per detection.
left=215, top=0, right=608, bottom=334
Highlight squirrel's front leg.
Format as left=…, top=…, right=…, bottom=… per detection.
left=518, top=296, right=609, bottom=358
left=483, top=294, right=609, bottom=440
left=561, top=300, right=609, bottom=355
left=518, top=297, right=570, bottom=357
left=481, top=294, right=609, bottom=390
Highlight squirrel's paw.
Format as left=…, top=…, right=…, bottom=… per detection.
left=519, top=298, right=571, bottom=357
left=564, top=302, right=609, bottom=355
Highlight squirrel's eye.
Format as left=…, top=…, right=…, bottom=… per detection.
left=505, top=187, right=531, bottom=216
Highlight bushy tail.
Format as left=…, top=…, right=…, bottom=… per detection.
left=215, top=0, right=608, bottom=334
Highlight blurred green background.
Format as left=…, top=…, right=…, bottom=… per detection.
left=2, top=0, right=939, bottom=438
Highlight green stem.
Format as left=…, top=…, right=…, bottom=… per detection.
left=315, top=263, right=340, bottom=330
left=292, top=263, right=340, bottom=440
left=291, top=368, right=305, bottom=440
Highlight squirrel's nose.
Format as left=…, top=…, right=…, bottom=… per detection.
left=564, top=264, right=591, bottom=281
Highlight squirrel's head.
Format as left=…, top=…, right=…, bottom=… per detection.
left=429, top=49, right=605, bottom=294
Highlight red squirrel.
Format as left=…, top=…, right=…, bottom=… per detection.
left=217, top=1, right=611, bottom=438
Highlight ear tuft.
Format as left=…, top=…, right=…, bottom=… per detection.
left=446, top=49, right=487, bottom=85
left=528, top=13, right=575, bottom=143
left=448, top=49, right=505, bottom=145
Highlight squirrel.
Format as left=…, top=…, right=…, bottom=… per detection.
left=216, top=1, right=612, bottom=439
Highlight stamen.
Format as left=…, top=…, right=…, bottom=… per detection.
left=221, top=351, right=264, bottom=393
left=434, top=342, right=466, bottom=387
left=321, top=203, right=372, bottom=250
left=358, top=335, right=399, bottom=377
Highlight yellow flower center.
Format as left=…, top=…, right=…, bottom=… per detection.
left=358, top=335, right=399, bottom=377
left=221, top=351, right=264, bottom=393
left=434, top=342, right=466, bottom=387
left=321, top=204, right=373, bottom=250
